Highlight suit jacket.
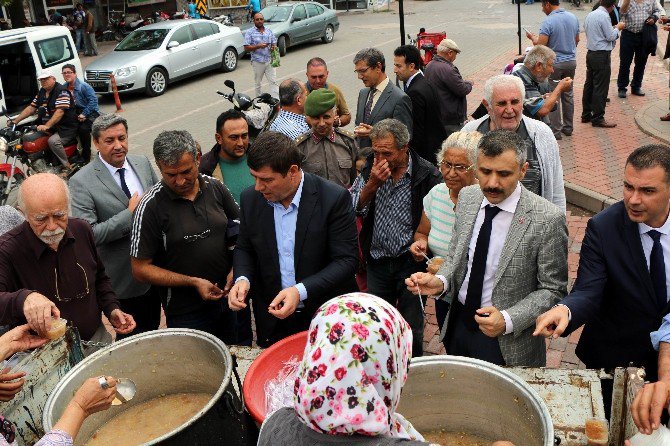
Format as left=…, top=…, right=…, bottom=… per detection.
left=70, top=154, right=159, bottom=299
left=355, top=79, right=413, bottom=148
left=234, top=172, right=359, bottom=347
left=405, top=73, right=447, bottom=164
left=561, top=201, right=666, bottom=381
left=439, top=185, right=568, bottom=366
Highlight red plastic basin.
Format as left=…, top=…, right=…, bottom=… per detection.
left=243, top=331, right=308, bottom=425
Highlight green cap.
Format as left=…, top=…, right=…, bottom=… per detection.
left=304, top=88, right=337, bottom=117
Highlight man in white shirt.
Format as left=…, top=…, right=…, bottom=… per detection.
left=406, top=129, right=568, bottom=366
left=70, top=114, right=161, bottom=337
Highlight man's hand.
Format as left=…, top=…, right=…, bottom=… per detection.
left=0, top=324, right=47, bottom=359
left=616, top=21, right=626, bottom=31
left=128, top=192, right=140, bottom=214
left=557, top=77, right=573, bottom=92
left=78, top=114, right=86, bottom=122
left=192, top=277, right=224, bottom=301
left=367, top=155, right=392, bottom=188
left=405, top=272, right=444, bottom=296
left=36, top=125, right=50, bottom=133
left=109, top=309, right=136, bottom=334
left=630, top=380, right=670, bottom=435
left=228, top=279, right=250, bottom=311
left=0, top=371, right=25, bottom=402
left=23, top=292, right=60, bottom=336
left=268, top=286, right=300, bottom=319
left=645, top=17, right=656, bottom=25
left=222, top=269, right=234, bottom=298
left=353, top=123, right=373, bottom=139
left=533, top=305, right=570, bottom=338
left=475, top=307, right=506, bottom=338
left=409, top=239, right=428, bottom=262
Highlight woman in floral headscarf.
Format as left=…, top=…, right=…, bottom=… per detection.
left=258, top=292, right=430, bottom=446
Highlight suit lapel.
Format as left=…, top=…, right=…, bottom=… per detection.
left=294, top=174, right=317, bottom=272
left=623, top=213, right=656, bottom=306
left=370, top=82, right=392, bottom=122
left=259, top=196, right=281, bottom=279
left=93, top=156, right=129, bottom=206
left=493, top=189, right=532, bottom=289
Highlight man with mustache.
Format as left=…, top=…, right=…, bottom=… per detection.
left=0, top=173, right=136, bottom=353
left=70, top=114, right=161, bottom=338
left=406, top=130, right=568, bottom=367
left=511, top=45, right=572, bottom=128
left=296, top=88, right=358, bottom=189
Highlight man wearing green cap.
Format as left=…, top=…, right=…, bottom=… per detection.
left=296, top=89, right=358, bottom=189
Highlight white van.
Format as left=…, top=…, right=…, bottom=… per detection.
left=0, top=26, right=82, bottom=119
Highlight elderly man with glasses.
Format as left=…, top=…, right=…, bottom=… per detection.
left=0, top=173, right=136, bottom=354
left=131, top=130, right=242, bottom=343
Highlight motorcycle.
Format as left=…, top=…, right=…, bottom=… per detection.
left=152, top=10, right=171, bottom=22
left=407, top=29, right=447, bottom=66
left=115, top=13, right=152, bottom=39
left=172, top=9, right=189, bottom=20
left=216, top=80, right=279, bottom=142
left=209, top=13, right=234, bottom=26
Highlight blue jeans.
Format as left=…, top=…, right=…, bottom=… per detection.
left=75, top=29, right=84, bottom=52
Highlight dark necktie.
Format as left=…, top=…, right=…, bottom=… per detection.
left=363, top=88, right=376, bottom=124
left=648, top=230, right=667, bottom=310
left=117, top=167, right=132, bottom=199
left=464, top=205, right=502, bottom=331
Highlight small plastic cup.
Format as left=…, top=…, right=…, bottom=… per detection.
left=585, top=417, right=609, bottom=445
left=426, top=256, right=445, bottom=274
left=45, top=318, right=67, bottom=340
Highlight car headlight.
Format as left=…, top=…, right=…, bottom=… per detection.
left=115, top=66, right=137, bottom=77
left=0, top=137, right=7, bottom=154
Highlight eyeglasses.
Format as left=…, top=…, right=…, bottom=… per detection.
left=54, top=262, right=89, bottom=302
left=354, top=66, right=372, bottom=75
left=62, top=71, right=74, bottom=75
left=439, top=161, right=473, bottom=173
left=184, top=228, right=211, bottom=243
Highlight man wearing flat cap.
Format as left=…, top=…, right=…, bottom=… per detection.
left=296, top=89, right=359, bottom=189
left=424, top=38, right=474, bottom=138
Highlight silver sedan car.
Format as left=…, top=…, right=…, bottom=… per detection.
left=85, top=20, right=245, bottom=97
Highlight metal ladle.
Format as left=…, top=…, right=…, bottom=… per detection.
left=112, top=378, right=137, bottom=406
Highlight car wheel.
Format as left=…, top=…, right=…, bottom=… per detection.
left=221, top=47, right=238, bottom=72
left=145, top=67, right=168, bottom=97
left=322, top=25, right=334, bottom=43
left=277, top=35, right=287, bottom=56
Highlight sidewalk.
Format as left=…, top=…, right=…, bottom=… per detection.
left=422, top=26, right=670, bottom=367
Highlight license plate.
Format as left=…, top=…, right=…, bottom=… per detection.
left=88, top=81, right=107, bottom=88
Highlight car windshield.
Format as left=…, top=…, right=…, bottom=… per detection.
left=115, top=29, right=169, bottom=51
left=261, top=5, right=292, bottom=22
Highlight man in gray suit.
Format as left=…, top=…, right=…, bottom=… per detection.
left=70, top=114, right=161, bottom=337
left=406, top=130, right=567, bottom=366
left=353, top=48, right=413, bottom=149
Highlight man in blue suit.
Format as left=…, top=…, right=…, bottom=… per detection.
left=535, top=144, right=670, bottom=384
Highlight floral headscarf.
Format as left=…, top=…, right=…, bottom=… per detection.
left=293, top=292, right=424, bottom=441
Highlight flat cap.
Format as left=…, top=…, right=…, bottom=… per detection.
left=304, top=88, right=337, bottom=117
left=437, top=38, right=461, bottom=54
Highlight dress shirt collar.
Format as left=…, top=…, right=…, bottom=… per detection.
left=311, top=129, right=336, bottom=143
left=405, top=71, right=421, bottom=90
left=373, top=76, right=389, bottom=94
left=24, top=220, right=75, bottom=259
left=268, top=170, right=305, bottom=210
left=98, top=152, right=130, bottom=178
left=481, top=182, right=522, bottom=214
left=638, top=211, right=670, bottom=236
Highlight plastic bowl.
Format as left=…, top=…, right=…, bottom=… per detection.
left=243, top=331, right=308, bottom=425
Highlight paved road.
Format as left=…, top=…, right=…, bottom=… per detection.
left=93, top=0, right=593, bottom=159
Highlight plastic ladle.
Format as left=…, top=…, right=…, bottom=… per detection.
left=112, top=378, right=137, bottom=406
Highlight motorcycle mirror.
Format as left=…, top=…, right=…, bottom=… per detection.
left=224, top=79, right=235, bottom=90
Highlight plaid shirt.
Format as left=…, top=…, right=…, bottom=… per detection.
left=350, top=157, right=414, bottom=259
left=620, top=0, right=665, bottom=33
left=268, top=110, right=309, bottom=140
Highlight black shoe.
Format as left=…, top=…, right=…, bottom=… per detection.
left=581, top=115, right=592, bottom=123
left=592, top=120, right=617, bottom=128
left=631, top=89, right=645, bottom=96
left=618, top=90, right=627, bottom=98
left=561, top=129, right=573, bottom=136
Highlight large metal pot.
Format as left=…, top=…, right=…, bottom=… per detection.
left=397, top=356, right=554, bottom=446
left=42, top=329, right=253, bottom=446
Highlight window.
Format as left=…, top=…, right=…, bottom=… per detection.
left=192, top=22, right=214, bottom=39
left=208, top=23, right=220, bottom=34
left=306, top=4, right=323, bottom=17
left=292, top=5, right=307, bottom=21
left=170, top=26, right=193, bottom=45
left=34, top=36, right=74, bottom=68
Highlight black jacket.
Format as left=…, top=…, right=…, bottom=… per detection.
left=199, top=142, right=220, bottom=176
left=358, top=149, right=442, bottom=260
left=233, top=172, right=359, bottom=347
left=405, top=73, right=447, bottom=164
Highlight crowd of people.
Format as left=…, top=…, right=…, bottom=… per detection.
left=0, top=0, right=670, bottom=443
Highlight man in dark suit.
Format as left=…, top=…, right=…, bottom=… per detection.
left=535, top=144, right=670, bottom=386
left=353, top=47, right=413, bottom=149
left=70, top=114, right=161, bottom=337
left=228, top=131, right=359, bottom=347
left=393, top=45, right=446, bottom=164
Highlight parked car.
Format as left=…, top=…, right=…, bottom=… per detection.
left=244, top=1, right=339, bottom=56
left=85, top=20, right=245, bottom=97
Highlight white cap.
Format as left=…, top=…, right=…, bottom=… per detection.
left=37, top=69, right=56, bottom=80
